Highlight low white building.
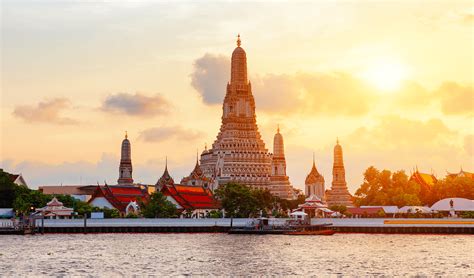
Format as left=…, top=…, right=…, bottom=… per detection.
left=431, top=198, right=474, bottom=212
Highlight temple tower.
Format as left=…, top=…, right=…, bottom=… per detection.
left=155, top=158, right=174, bottom=190
left=181, top=154, right=211, bottom=188
left=305, top=154, right=325, bottom=200
left=269, top=126, right=293, bottom=199
left=200, top=35, right=273, bottom=191
left=325, top=139, right=353, bottom=207
left=118, top=132, right=133, bottom=185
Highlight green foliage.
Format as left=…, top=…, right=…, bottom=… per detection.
left=208, top=210, right=223, bottom=218
left=140, top=192, right=177, bottom=218
left=355, top=166, right=474, bottom=207
left=354, top=166, right=421, bottom=207
left=215, top=183, right=283, bottom=217
left=329, top=205, right=347, bottom=214
left=460, top=211, right=474, bottom=219
left=215, top=183, right=258, bottom=217
left=277, top=194, right=305, bottom=212
left=0, top=170, right=16, bottom=208
left=126, top=212, right=138, bottom=218
left=429, top=176, right=474, bottom=205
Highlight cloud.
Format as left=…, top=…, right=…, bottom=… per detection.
left=190, top=53, right=230, bottom=104
left=348, top=115, right=456, bottom=151
left=461, top=12, right=474, bottom=24
left=138, top=126, right=204, bottom=143
left=12, top=98, right=78, bottom=125
left=435, top=82, right=474, bottom=116
left=190, top=53, right=377, bottom=116
left=101, top=92, right=170, bottom=116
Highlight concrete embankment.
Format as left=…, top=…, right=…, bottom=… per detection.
left=312, top=218, right=474, bottom=234
left=2, top=218, right=473, bottom=234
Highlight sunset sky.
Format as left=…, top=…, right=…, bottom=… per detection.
left=1, top=1, right=473, bottom=192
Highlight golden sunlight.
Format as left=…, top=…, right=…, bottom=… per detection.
left=362, top=57, right=409, bottom=92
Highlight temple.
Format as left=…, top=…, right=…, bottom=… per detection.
left=118, top=131, right=133, bottom=185
left=269, top=127, right=294, bottom=199
left=180, top=155, right=211, bottom=188
left=88, top=184, right=148, bottom=216
left=156, top=164, right=220, bottom=218
left=447, top=168, right=474, bottom=180
left=325, top=139, right=353, bottom=207
left=305, top=154, right=325, bottom=200
left=199, top=35, right=294, bottom=199
left=409, top=168, right=437, bottom=205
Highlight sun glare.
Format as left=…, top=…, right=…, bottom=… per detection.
left=362, top=58, right=409, bottom=92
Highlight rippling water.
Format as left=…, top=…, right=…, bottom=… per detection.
left=0, top=233, right=472, bottom=276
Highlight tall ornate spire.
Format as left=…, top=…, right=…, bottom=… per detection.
left=118, top=132, right=133, bottom=185
left=230, top=34, right=248, bottom=85
left=326, top=139, right=353, bottom=207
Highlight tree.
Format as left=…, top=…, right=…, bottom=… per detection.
left=430, top=176, right=474, bottom=204
left=252, top=189, right=275, bottom=216
left=140, top=192, right=177, bottom=218
left=214, top=183, right=259, bottom=217
left=329, top=205, right=347, bottom=214
left=354, top=166, right=421, bottom=207
left=0, top=170, right=17, bottom=208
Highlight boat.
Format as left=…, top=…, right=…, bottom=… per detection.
left=228, top=217, right=295, bottom=234
left=228, top=215, right=336, bottom=235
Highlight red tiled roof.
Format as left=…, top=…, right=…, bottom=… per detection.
left=161, top=184, right=220, bottom=210
left=89, top=185, right=149, bottom=212
left=8, top=174, right=20, bottom=183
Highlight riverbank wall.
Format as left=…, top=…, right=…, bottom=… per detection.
left=2, top=218, right=473, bottom=234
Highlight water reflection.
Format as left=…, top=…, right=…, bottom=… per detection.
left=0, top=234, right=472, bottom=276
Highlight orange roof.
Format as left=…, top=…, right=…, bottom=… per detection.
left=410, top=171, right=437, bottom=187
left=89, top=185, right=148, bottom=212
left=161, top=184, right=220, bottom=210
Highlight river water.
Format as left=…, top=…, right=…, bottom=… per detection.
left=0, top=233, right=472, bottom=276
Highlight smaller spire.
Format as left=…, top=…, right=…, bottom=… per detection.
left=336, top=137, right=339, bottom=145
left=277, top=124, right=280, bottom=133
left=125, top=130, right=128, bottom=139
left=312, top=152, right=315, bottom=167
left=165, top=156, right=168, bottom=170
left=205, top=142, right=208, bottom=151
left=237, top=34, right=241, bottom=47
left=196, top=149, right=199, bottom=164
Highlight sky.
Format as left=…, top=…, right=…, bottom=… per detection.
left=1, top=0, right=473, bottom=193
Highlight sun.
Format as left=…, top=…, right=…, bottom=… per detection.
left=362, top=57, right=409, bottom=92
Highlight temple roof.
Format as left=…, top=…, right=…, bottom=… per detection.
left=89, top=184, right=148, bottom=212
left=181, top=159, right=210, bottom=184
left=156, top=162, right=175, bottom=187
left=447, top=169, right=474, bottom=179
left=410, top=170, right=437, bottom=187
left=161, top=184, right=220, bottom=210
left=46, top=197, right=64, bottom=207
left=305, top=157, right=324, bottom=185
